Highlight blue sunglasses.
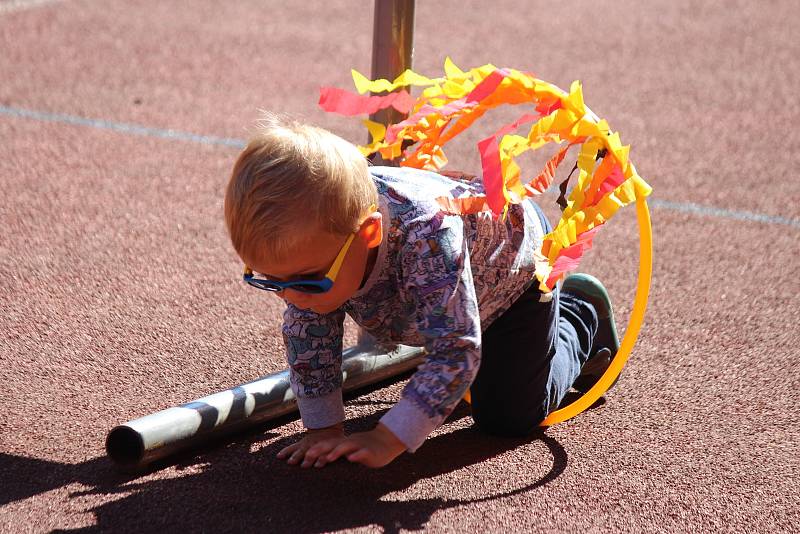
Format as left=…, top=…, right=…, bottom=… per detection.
left=243, top=233, right=355, bottom=294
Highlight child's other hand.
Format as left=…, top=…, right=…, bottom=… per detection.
left=276, top=423, right=347, bottom=468
left=324, top=423, right=407, bottom=468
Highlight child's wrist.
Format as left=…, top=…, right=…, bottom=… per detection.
left=376, top=422, right=407, bottom=453
left=306, top=422, right=344, bottom=434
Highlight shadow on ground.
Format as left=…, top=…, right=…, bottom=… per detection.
left=2, top=404, right=569, bottom=533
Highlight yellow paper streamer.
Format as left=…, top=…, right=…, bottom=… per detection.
left=342, top=60, right=653, bottom=291
left=321, top=60, right=654, bottom=425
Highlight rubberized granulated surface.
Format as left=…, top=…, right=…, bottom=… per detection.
left=1, top=1, right=798, bottom=532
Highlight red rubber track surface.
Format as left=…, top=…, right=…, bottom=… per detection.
left=1, top=1, right=798, bottom=532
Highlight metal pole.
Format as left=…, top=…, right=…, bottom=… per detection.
left=358, top=0, right=416, bottom=348
left=106, top=343, right=424, bottom=470
left=368, top=0, right=415, bottom=164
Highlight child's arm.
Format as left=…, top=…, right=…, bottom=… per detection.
left=322, top=213, right=481, bottom=467
left=280, top=214, right=481, bottom=468
left=281, top=304, right=347, bottom=439
left=280, top=303, right=408, bottom=468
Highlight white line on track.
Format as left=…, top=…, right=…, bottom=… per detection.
left=1, top=103, right=799, bottom=229
left=0, top=104, right=245, bottom=148
left=0, top=0, right=63, bottom=14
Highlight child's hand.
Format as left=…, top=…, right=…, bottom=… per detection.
left=276, top=423, right=347, bottom=468
left=323, top=423, right=407, bottom=468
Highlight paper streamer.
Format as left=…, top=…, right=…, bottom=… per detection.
left=320, top=58, right=652, bottom=292
left=319, top=87, right=415, bottom=116
left=319, top=59, right=654, bottom=427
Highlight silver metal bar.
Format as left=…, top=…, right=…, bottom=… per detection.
left=367, top=0, right=415, bottom=164
left=106, top=343, right=424, bottom=470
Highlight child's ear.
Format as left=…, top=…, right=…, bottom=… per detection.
left=359, top=212, right=383, bottom=249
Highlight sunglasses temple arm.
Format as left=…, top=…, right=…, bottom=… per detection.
left=325, top=233, right=355, bottom=282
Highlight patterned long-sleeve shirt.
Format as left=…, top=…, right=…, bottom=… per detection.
left=283, top=166, right=545, bottom=451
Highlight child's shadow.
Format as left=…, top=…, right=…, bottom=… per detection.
left=57, top=403, right=568, bottom=533
left=1, top=402, right=569, bottom=533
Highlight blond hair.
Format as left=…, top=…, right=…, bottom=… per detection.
left=224, top=113, right=376, bottom=263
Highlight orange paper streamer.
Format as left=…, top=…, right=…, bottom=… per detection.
left=320, top=59, right=652, bottom=290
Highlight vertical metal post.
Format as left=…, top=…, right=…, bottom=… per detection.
left=368, top=0, right=415, bottom=165
left=359, top=0, right=416, bottom=348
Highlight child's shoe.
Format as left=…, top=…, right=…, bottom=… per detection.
left=561, top=274, right=621, bottom=394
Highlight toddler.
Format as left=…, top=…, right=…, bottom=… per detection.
left=224, top=115, right=619, bottom=468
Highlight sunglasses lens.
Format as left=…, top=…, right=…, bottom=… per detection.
left=291, top=283, right=326, bottom=294
left=248, top=280, right=282, bottom=292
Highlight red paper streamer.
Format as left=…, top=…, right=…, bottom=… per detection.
left=318, top=87, right=415, bottom=116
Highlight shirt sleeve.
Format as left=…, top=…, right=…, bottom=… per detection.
left=282, top=303, right=346, bottom=429
left=379, top=212, right=482, bottom=452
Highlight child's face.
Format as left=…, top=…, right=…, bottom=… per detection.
left=242, top=214, right=382, bottom=315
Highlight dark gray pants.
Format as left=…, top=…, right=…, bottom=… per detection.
left=470, top=204, right=598, bottom=436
